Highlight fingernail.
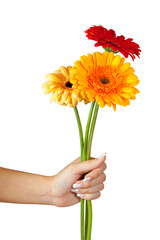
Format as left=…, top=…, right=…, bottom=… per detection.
left=71, top=188, right=79, bottom=193
left=77, top=193, right=84, bottom=198
left=83, top=177, right=91, bottom=182
left=73, top=183, right=82, bottom=188
left=98, top=152, right=107, bottom=159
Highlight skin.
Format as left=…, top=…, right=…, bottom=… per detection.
left=0, top=155, right=106, bottom=207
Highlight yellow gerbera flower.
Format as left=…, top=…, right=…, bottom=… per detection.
left=70, top=52, right=140, bottom=110
left=42, top=66, right=83, bottom=107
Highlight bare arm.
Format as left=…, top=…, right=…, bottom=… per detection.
left=0, top=154, right=106, bottom=207
left=0, top=167, right=51, bottom=205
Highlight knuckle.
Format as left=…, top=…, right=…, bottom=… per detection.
left=69, top=163, right=78, bottom=174
left=69, top=164, right=75, bottom=173
left=100, top=183, right=104, bottom=191
left=95, top=192, right=101, bottom=199
left=87, top=192, right=101, bottom=200
left=93, top=169, right=100, bottom=178
left=88, top=159, right=94, bottom=166
left=83, top=194, right=90, bottom=200
left=102, top=172, right=106, bottom=181
left=83, top=181, right=91, bottom=188
left=104, top=163, right=107, bottom=170
left=87, top=195, right=92, bottom=200
left=78, top=189, right=84, bottom=194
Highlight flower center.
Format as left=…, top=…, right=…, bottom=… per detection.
left=65, top=81, right=73, bottom=88
left=100, top=77, right=109, bottom=84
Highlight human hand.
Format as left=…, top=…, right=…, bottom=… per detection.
left=47, top=154, right=107, bottom=207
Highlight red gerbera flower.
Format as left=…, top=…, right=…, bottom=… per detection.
left=85, top=25, right=141, bottom=61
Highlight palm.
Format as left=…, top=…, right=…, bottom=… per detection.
left=51, top=160, right=81, bottom=207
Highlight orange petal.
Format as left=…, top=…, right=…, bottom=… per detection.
left=112, top=103, right=116, bottom=111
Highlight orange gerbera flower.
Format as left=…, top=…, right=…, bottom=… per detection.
left=42, top=66, right=83, bottom=107
left=70, top=52, right=139, bottom=110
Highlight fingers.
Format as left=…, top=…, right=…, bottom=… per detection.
left=73, top=172, right=106, bottom=189
left=84, top=162, right=107, bottom=181
left=72, top=153, right=106, bottom=175
left=70, top=153, right=107, bottom=200
left=71, top=172, right=106, bottom=200
left=77, top=192, right=101, bottom=201
left=72, top=183, right=104, bottom=194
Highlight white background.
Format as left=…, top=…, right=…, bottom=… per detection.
left=0, top=0, right=160, bottom=239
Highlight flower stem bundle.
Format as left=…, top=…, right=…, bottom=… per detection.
left=74, top=101, right=99, bottom=240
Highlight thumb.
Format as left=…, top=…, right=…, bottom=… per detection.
left=74, top=153, right=106, bottom=175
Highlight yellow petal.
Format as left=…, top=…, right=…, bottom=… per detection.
left=118, top=57, right=125, bottom=68
left=43, top=88, right=55, bottom=95
left=96, top=52, right=104, bottom=66
left=123, top=67, right=135, bottom=76
left=125, top=74, right=138, bottom=83
left=118, top=93, right=131, bottom=99
left=50, top=93, right=55, bottom=103
left=128, top=81, right=139, bottom=87
left=96, top=95, right=105, bottom=108
left=103, top=51, right=109, bottom=58
left=133, top=87, right=140, bottom=94
left=106, top=52, right=114, bottom=65
left=121, top=98, right=130, bottom=106
left=61, top=89, right=69, bottom=102
left=74, top=61, right=86, bottom=73
left=45, top=73, right=54, bottom=80
left=112, top=55, right=121, bottom=67
left=121, top=87, right=135, bottom=93
left=92, top=52, right=102, bottom=65
left=86, top=89, right=96, bottom=101
left=110, top=93, right=122, bottom=105
left=80, top=55, right=90, bottom=70
left=45, top=73, right=65, bottom=83
left=103, top=94, right=111, bottom=106
left=59, top=66, right=69, bottom=79
left=86, top=53, right=94, bottom=66
left=119, top=63, right=131, bottom=73
left=71, top=96, right=78, bottom=107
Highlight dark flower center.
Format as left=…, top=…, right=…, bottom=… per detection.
left=100, top=77, right=109, bottom=84
left=65, top=81, right=73, bottom=88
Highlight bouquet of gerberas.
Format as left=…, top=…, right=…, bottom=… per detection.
left=42, top=25, right=141, bottom=240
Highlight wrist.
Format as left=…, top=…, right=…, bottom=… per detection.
left=41, top=175, right=56, bottom=205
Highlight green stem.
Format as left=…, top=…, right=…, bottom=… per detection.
left=87, top=102, right=99, bottom=159
left=82, top=101, right=96, bottom=162
left=82, top=101, right=96, bottom=240
left=86, top=200, right=92, bottom=240
left=73, top=107, right=84, bottom=240
left=81, top=199, right=85, bottom=240
left=73, top=107, right=84, bottom=157
left=86, top=102, right=99, bottom=240
left=85, top=200, right=88, bottom=238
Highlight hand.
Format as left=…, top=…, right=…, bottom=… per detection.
left=48, top=154, right=107, bottom=207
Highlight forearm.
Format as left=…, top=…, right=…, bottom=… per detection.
left=0, top=167, right=53, bottom=205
